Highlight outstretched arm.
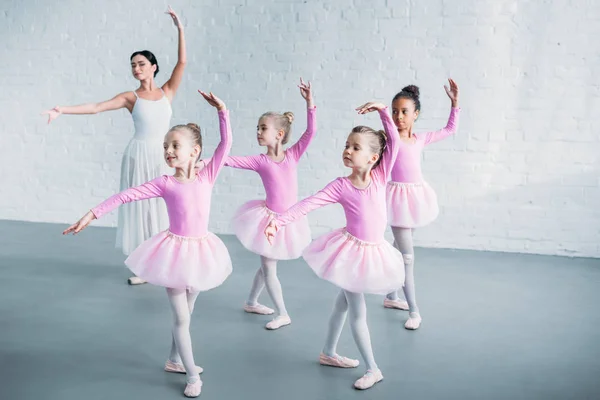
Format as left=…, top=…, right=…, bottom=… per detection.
left=62, top=177, right=165, bottom=235
left=264, top=179, right=342, bottom=244
left=161, top=6, right=186, bottom=101
left=224, top=155, right=262, bottom=170
left=42, top=92, right=131, bottom=124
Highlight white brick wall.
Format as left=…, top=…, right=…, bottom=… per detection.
left=1, top=0, right=599, bottom=257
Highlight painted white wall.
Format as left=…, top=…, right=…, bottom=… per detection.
left=2, top=0, right=598, bottom=257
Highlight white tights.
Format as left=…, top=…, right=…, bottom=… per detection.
left=167, top=288, right=200, bottom=380
left=386, top=227, right=419, bottom=314
left=246, top=256, right=288, bottom=317
left=322, top=290, right=378, bottom=371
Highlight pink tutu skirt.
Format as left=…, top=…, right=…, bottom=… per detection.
left=302, top=228, right=405, bottom=295
left=386, top=181, right=439, bottom=228
left=232, top=200, right=311, bottom=260
left=125, top=230, right=233, bottom=292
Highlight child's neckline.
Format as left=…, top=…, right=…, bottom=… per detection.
left=264, top=152, right=287, bottom=164
left=169, top=174, right=198, bottom=184
left=399, top=134, right=418, bottom=145
left=344, top=176, right=372, bottom=191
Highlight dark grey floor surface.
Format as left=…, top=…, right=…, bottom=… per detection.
left=1, top=220, right=599, bottom=399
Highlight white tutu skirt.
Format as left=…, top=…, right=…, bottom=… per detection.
left=386, top=181, right=439, bottom=228
left=117, top=137, right=171, bottom=255
left=232, top=200, right=311, bottom=260
left=125, top=230, right=233, bottom=292
left=303, top=228, right=405, bottom=295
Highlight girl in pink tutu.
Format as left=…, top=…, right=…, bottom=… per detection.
left=222, top=79, right=315, bottom=330
left=383, top=80, right=460, bottom=330
left=63, top=91, right=232, bottom=398
left=265, top=101, right=404, bottom=390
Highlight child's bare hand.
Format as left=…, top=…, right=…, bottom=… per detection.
left=298, top=78, right=314, bottom=107
left=264, top=221, right=279, bottom=245
left=63, top=211, right=96, bottom=235
left=198, top=90, right=226, bottom=111
left=444, top=78, right=459, bottom=107
left=355, top=102, right=386, bottom=114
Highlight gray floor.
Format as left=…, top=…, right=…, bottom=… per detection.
left=1, top=220, right=599, bottom=400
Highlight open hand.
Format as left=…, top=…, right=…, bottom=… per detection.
left=165, top=5, right=182, bottom=29
left=355, top=102, right=386, bottom=114
left=264, top=221, right=279, bottom=245
left=444, top=78, right=459, bottom=107
left=62, top=211, right=96, bottom=235
left=41, top=107, right=61, bottom=124
left=198, top=90, right=226, bottom=111
left=298, top=78, right=313, bottom=107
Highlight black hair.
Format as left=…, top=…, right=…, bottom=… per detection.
left=392, top=85, right=420, bottom=112
left=130, top=50, right=159, bottom=77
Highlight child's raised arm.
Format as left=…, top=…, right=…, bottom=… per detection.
left=287, top=78, right=317, bottom=161
left=198, top=91, right=232, bottom=182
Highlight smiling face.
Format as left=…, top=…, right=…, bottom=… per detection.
left=342, top=132, right=379, bottom=170
left=163, top=129, right=201, bottom=168
left=130, top=54, right=156, bottom=81
left=256, top=116, right=284, bottom=147
left=391, top=97, right=419, bottom=131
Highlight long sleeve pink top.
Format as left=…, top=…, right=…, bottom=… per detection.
left=91, top=110, right=232, bottom=238
left=272, top=108, right=398, bottom=243
left=223, top=106, right=317, bottom=213
left=390, top=107, right=460, bottom=183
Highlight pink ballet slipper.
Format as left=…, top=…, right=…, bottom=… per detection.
left=319, top=353, right=359, bottom=368
left=265, top=315, right=291, bottom=330
left=127, top=276, right=147, bottom=285
left=184, top=376, right=202, bottom=398
left=354, top=369, right=383, bottom=390
left=244, top=303, right=274, bottom=315
left=405, top=313, right=422, bottom=330
left=383, top=298, right=409, bottom=310
left=164, top=360, right=203, bottom=374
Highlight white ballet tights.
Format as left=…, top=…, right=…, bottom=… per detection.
left=167, top=288, right=200, bottom=381
left=386, top=227, right=419, bottom=314
left=246, top=256, right=289, bottom=317
left=322, top=290, right=378, bottom=371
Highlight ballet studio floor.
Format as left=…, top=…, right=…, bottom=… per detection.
left=0, top=219, right=599, bottom=400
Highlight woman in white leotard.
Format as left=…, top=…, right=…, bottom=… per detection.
left=43, top=7, right=186, bottom=285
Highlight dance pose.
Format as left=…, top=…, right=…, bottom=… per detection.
left=383, top=80, right=460, bottom=330
left=63, top=91, right=232, bottom=398
left=265, top=101, right=405, bottom=390
left=214, top=79, right=315, bottom=330
left=45, top=6, right=186, bottom=285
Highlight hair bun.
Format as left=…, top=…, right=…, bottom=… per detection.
left=283, top=111, right=294, bottom=124
left=402, top=85, right=420, bottom=99
left=186, top=123, right=201, bottom=135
